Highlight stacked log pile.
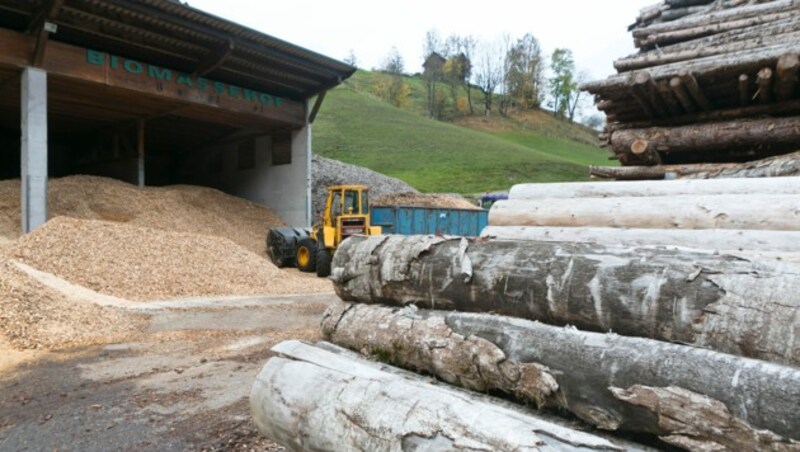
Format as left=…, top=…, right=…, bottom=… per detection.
left=583, top=0, right=800, bottom=175
left=250, top=177, right=800, bottom=450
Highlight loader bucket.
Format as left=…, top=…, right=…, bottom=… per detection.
left=266, top=227, right=311, bottom=268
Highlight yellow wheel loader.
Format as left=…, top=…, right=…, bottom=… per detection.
left=266, top=185, right=382, bottom=277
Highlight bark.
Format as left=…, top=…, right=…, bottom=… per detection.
left=776, top=52, right=800, bottom=101
left=616, top=26, right=800, bottom=71
left=604, top=98, right=800, bottom=130
left=489, top=194, right=800, bottom=230
left=249, top=339, right=643, bottom=451
left=636, top=11, right=797, bottom=48
left=758, top=67, right=774, bottom=104
left=610, top=116, right=800, bottom=156
left=331, top=235, right=800, bottom=365
left=322, top=301, right=800, bottom=443
left=480, top=226, right=800, bottom=254
left=589, top=151, right=800, bottom=179
left=582, top=43, right=800, bottom=95
left=507, top=176, right=800, bottom=200
left=610, top=385, right=800, bottom=451
left=631, top=0, right=800, bottom=38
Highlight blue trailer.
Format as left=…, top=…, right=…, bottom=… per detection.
left=371, top=205, right=488, bottom=237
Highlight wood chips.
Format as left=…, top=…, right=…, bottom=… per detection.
left=10, top=217, right=331, bottom=301
left=0, top=175, right=284, bottom=256
left=0, top=259, right=144, bottom=350
left=374, top=192, right=481, bottom=210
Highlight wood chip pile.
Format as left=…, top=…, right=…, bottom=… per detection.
left=584, top=0, right=800, bottom=176
left=373, top=192, right=480, bottom=210
left=0, top=260, right=145, bottom=350
left=250, top=176, right=800, bottom=451
left=0, top=175, right=284, bottom=256
left=10, top=217, right=330, bottom=301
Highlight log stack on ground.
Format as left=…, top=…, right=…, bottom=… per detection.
left=583, top=0, right=800, bottom=176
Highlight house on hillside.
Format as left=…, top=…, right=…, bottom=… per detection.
left=422, top=52, right=446, bottom=78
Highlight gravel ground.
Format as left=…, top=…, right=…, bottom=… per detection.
left=0, top=293, right=337, bottom=451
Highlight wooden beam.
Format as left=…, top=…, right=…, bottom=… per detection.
left=308, top=90, right=327, bottom=124
left=193, top=38, right=234, bottom=77
left=0, top=27, right=307, bottom=128
left=30, top=0, right=64, bottom=67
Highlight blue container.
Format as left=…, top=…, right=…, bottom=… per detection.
left=371, top=206, right=488, bottom=237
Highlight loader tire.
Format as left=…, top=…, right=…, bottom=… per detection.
left=316, top=249, right=332, bottom=277
left=295, top=238, right=317, bottom=273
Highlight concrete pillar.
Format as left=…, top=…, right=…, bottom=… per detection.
left=305, top=122, right=312, bottom=227
left=20, top=67, right=48, bottom=233
left=137, top=119, right=145, bottom=187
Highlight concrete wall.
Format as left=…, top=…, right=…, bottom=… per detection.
left=178, top=125, right=311, bottom=228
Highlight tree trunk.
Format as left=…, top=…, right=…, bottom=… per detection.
left=610, top=117, right=800, bottom=157
left=589, top=151, right=800, bottom=179
left=322, top=301, right=800, bottom=445
left=480, top=226, right=800, bottom=256
left=489, top=194, right=800, bottom=230
left=331, top=235, right=800, bottom=365
left=250, top=339, right=643, bottom=451
left=507, top=176, right=800, bottom=200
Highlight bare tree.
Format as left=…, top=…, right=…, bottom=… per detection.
left=343, top=49, right=357, bottom=68
left=461, top=35, right=477, bottom=114
left=382, top=46, right=405, bottom=74
left=475, top=40, right=503, bottom=116
left=568, top=71, right=590, bottom=121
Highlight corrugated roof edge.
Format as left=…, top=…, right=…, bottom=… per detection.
left=154, top=0, right=357, bottom=84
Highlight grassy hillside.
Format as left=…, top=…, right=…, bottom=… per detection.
left=313, top=71, right=611, bottom=194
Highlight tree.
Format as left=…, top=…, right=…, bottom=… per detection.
left=343, top=49, right=357, bottom=68
left=461, top=35, right=477, bottom=114
left=548, top=48, right=577, bottom=119
left=382, top=46, right=405, bottom=74
left=505, top=34, right=544, bottom=110
left=567, top=71, right=590, bottom=121
left=422, top=30, right=445, bottom=118
left=475, top=40, right=503, bottom=116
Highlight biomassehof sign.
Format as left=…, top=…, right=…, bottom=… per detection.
left=85, top=49, right=285, bottom=110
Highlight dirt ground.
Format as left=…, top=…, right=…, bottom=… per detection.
left=0, top=291, right=338, bottom=451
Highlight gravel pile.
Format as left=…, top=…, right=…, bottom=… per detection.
left=10, top=217, right=331, bottom=301
left=0, top=176, right=284, bottom=256
left=0, top=259, right=144, bottom=350
left=311, top=156, right=417, bottom=219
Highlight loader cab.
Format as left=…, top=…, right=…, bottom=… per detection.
left=321, top=185, right=380, bottom=248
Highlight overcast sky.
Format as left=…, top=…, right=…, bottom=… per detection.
left=187, top=0, right=653, bottom=82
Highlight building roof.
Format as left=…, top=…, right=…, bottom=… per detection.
left=0, top=0, right=356, bottom=101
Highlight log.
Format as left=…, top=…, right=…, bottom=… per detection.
left=655, top=80, right=683, bottom=115
left=479, top=226, right=800, bottom=264
left=776, top=52, right=800, bottom=101
left=669, top=77, right=697, bottom=113
left=322, top=301, right=800, bottom=445
left=582, top=43, right=800, bottom=95
left=610, top=116, right=800, bottom=156
left=507, top=176, right=800, bottom=200
left=636, top=11, right=797, bottom=48
left=489, top=194, right=800, bottom=230
left=249, top=339, right=643, bottom=451
left=633, top=71, right=669, bottom=117
left=758, top=67, right=775, bottom=104
left=632, top=0, right=800, bottom=38
left=331, top=235, right=800, bottom=365
left=738, top=73, right=750, bottom=106
left=589, top=150, right=800, bottom=180
left=480, top=226, right=800, bottom=253
left=680, top=70, right=711, bottom=110
left=615, top=19, right=800, bottom=71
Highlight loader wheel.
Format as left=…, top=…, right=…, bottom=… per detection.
left=316, top=248, right=332, bottom=277
left=296, top=238, right=317, bottom=273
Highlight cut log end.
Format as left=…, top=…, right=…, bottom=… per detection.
left=631, top=139, right=651, bottom=155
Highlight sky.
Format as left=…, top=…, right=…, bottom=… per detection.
left=187, top=0, right=653, bottom=82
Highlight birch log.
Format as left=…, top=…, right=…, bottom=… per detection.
left=488, top=195, right=800, bottom=230
left=249, top=340, right=644, bottom=451
left=480, top=226, right=800, bottom=262
left=507, top=176, right=800, bottom=200
left=322, top=301, right=800, bottom=446
left=331, top=235, right=800, bottom=365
